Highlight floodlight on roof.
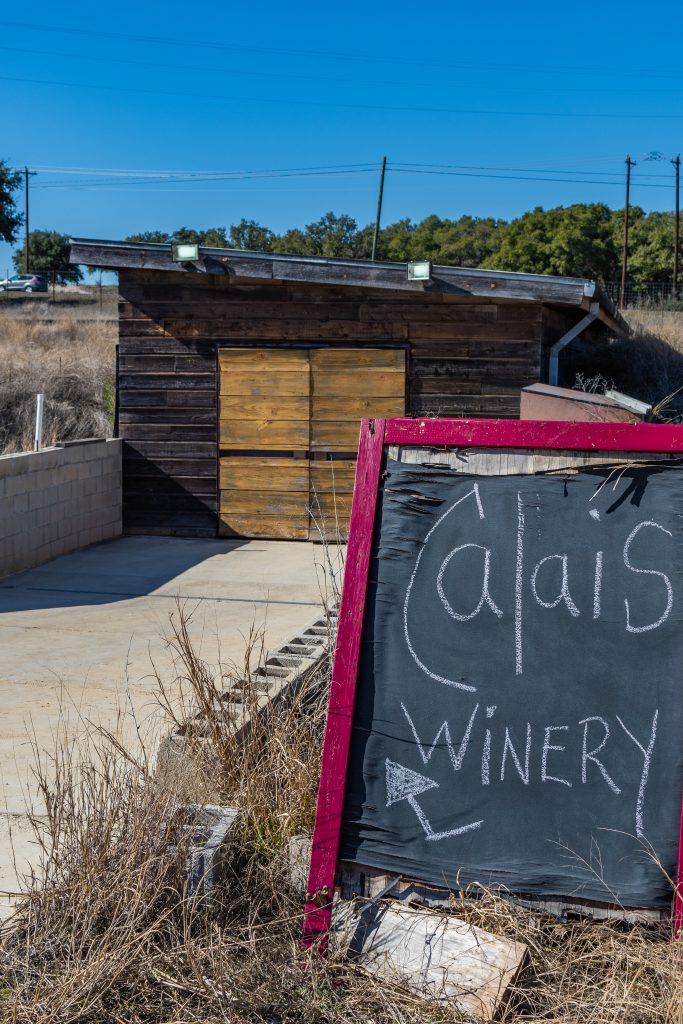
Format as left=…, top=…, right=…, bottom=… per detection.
left=407, top=260, right=432, bottom=281
left=172, top=242, right=199, bottom=263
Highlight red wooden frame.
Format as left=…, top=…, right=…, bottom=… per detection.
left=303, top=418, right=683, bottom=945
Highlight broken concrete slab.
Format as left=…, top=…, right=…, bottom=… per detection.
left=332, top=898, right=526, bottom=1019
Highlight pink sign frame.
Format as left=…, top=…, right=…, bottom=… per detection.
left=303, top=417, right=683, bottom=946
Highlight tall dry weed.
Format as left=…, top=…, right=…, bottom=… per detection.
left=0, top=603, right=680, bottom=1023
left=0, top=302, right=117, bottom=453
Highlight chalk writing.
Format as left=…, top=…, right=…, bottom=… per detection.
left=398, top=701, right=660, bottom=841
left=404, top=486, right=675, bottom=683
left=385, top=759, right=483, bottom=841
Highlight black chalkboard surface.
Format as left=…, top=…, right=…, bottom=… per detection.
left=340, top=458, right=683, bottom=908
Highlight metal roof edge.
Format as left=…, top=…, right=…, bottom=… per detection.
left=69, top=237, right=625, bottom=321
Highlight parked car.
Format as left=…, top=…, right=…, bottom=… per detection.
left=0, top=273, right=49, bottom=293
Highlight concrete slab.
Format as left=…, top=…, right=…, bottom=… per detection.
left=0, top=535, right=335, bottom=916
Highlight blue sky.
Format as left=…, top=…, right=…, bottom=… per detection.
left=2, top=0, right=683, bottom=277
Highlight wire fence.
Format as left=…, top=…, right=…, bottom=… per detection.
left=601, top=281, right=683, bottom=309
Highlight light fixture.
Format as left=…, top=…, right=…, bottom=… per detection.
left=407, top=260, right=432, bottom=281
left=172, top=242, right=200, bottom=263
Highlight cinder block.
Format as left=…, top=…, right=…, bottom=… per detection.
left=5, top=474, right=30, bottom=498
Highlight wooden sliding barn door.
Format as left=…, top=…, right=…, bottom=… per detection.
left=218, top=347, right=405, bottom=540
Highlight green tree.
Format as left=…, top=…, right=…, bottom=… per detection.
left=125, top=230, right=171, bottom=244
left=624, top=210, right=676, bottom=286
left=273, top=212, right=363, bottom=258
left=14, top=231, right=83, bottom=283
left=487, top=204, right=619, bottom=281
left=272, top=227, right=314, bottom=256
left=0, top=161, right=22, bottom=244
left=228, top=219, right=274, bottom=252
left=173, top=226, right=229, bottom=248
left=126, top=228, right=230, bottom=247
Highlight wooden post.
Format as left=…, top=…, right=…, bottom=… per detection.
left=24, top=167, right=30, bottom=274
left=673, top=155, right=680, bottom=298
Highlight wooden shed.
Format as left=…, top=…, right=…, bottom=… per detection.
left=69, top=239, right=627, bottom=541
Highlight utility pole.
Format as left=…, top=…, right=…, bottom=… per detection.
left=371, top=156, right=387, bottom=262
left=620, top=155, right=635, bottom=308
left=23, top=167, right=37, bottom=274
left=673, top=154, right=680, bottom=297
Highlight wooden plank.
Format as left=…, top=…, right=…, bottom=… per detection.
left=119, top=408, right=216, bottom=426
left=219, top=515, right=309, bottom=540
left=384, top=417, right=683, bottom=451
left=219, top=396, right=309, bottom=420
left=218, top=348, right=309, bottom=370
left=118, top=354, right=213, bottom=373
left=123, top=456, right=216, bottom=477
left=122, top=440, right=216, bottom=458
left=219, top=493, right=309, bottom=516
left=124, top=509, right=216, bottom=530
left=118, top=337, right=215, bottom=356
left=408, top=320, right=541, bottom=342
left=219, top=370, right=310, bottom=398
left=308, top=492, right=353, bottom=516
left=310, top=461, right=357, bottom=492
left=124, top=476, right=216, bottom=496
left=311, top=370, right=405, bottom=398
left=165, top=319, right=408, bottom=341
left=409, top=395, right=521, bottom=417
left=358, top=303, right=499, bottom=323
left=309, top=422, right=362, bottom=450
left=125, top=493, right=218, bottom=513
left=119, top=424, right=216, bottom=442
left=304, top=419, right=386, bottom=949
left=219, top=419, right=309, bottom=449
left=219, top=458, right=309, bottom=492
left=311, top=396, right=405, bottom=420
left=119, top=390, right=216, bottom=409
left=332, top=900, right=526, bottom=1020
left=119, top=372, right=215, bottom=391
left=310, top=348, right=405, bottom=371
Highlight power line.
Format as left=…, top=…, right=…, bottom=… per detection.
left=33, top=167, right=378, bottom=190
left=393, top=161, right=673, bottom=179
left=2, top=20, right=683, bottom=80
left=3, top=43, right=683, bottom=97
left=2, top=73, right=682, bottom=120
left=390, top=168, right=673, bottom=189
left=17, top=162, right=678, bottom=193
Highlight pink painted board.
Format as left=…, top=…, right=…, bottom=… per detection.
left=303, top=418, right=386, bottom=948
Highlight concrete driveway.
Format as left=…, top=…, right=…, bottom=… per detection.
left=0, top=535, right=335, bottom=916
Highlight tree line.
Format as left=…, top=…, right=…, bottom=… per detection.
left=126, top=205, right=678, bottom=287
left=0, top=159, right=679, bottom=286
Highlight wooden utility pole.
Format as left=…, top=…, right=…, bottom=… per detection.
left=371, top=156, right=387, bottom=262
left=23, top=167, right=37, bottom=274
left=620, top=155, right=636, bottom=308
left=673, top=154, right=680, bottom=297
left=24, top=167, right=30, bottom=273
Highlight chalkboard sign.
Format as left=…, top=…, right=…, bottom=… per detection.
left=304, top=419, right=683, bottom=946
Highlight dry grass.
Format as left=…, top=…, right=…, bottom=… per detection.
left=0, top=600, right=680, bottom=1024
left=0, top=300, right=117, bottom=453
left=571, top=311, right=683, bottom=415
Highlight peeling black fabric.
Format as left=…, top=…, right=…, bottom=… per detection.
left=339, top=458, right=683, bottom=908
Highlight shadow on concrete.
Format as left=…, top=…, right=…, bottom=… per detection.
left=0, top=535, right=259, bottom=614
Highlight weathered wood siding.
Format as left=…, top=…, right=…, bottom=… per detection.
left=117, top=269, right=560, bottom=535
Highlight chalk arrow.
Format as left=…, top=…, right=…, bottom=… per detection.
left=385, top=758, right=484, bottom=842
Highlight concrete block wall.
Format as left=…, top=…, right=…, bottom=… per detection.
left=0, top=439, right=122, bottom=578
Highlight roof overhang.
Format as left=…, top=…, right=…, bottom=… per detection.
left=69, top=237, right=627, bottom=333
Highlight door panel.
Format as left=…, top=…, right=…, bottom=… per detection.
left=218, top=347, right=406, bottom=541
